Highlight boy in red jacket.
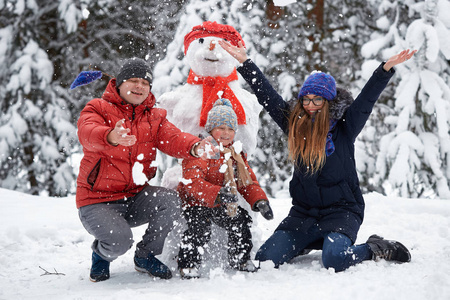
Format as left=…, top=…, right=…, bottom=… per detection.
left=77, top=58, right=215, bottom=282
left=177, top=99, right=273, bottom=278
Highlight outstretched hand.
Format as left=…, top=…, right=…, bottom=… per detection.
left=383, top=49, right=417, bottom=71
left=256, top=200, right=274, bottom=220
left=107, top=119, right=137, bottom=146
left=193, top=136, right=220, bottom=159
left=219, top=40, right=248, bottom=64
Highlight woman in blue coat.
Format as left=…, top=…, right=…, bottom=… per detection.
left=220, top=39, right=415, bottom=272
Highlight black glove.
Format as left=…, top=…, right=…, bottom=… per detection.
left=217, top=186, right=238, bottom=204
left=256, top=200, right=274, bottom=220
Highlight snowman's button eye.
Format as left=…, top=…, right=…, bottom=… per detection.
left=198, top=38, right=204, bottom=44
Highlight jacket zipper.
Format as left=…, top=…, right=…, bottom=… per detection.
left=129, top=105, right=136, bottom=188
left=131, top=105, right=136, bottom=121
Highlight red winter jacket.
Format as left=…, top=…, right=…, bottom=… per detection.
left=76, top=79, right=200, bottom=208
left=177, top=146, right=268, bottom=210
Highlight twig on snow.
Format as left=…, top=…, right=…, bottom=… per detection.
left=39, top=266, right=66, bottom=276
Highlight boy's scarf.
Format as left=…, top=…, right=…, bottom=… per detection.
left=221, top=147, right=252, bottom=217
left=222, top=147, right=253, bottom=189
left=187, top=69, right=246, bottom=127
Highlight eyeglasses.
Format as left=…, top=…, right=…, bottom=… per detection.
left=301, top=96, right=324, bottom=106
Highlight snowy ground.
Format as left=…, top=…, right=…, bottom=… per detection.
left=1, top=188, right=450, bottom=300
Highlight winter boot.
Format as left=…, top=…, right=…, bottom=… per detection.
left=233, top=260, right=258, bottom=272
left=89, top=251, right=110, bottom=282
left=180, top=265, right=200, bottom=279
left=134, top=253, right=172, bottom=279
left=366, top=234, right=411, bottom=263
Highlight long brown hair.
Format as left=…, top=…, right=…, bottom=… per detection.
left=287, top=100, right=330, bottom=173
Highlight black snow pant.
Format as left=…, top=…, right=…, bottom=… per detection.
left=178, top=205, right=253, bottom=269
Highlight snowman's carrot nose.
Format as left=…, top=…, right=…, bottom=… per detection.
left=209, top=40, right=217, bottom=51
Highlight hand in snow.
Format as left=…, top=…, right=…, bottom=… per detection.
left=217, top=186, right=238, bottom=204
left=107, top=119, right=137, bottom=147
left=218, top=40, right=248, bottom=64
left=383, top=49, right=417, bottom=71
left=193, top=136, right=219, bottom=159
left=256, top=200, right=274, bottom=220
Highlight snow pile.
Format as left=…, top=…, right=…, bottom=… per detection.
left=1, top=188, right=450, bottom=299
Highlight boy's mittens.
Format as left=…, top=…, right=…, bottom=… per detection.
left=217, top=186, right=238, bottom=204
left=256, top=200, right=274, bottom=220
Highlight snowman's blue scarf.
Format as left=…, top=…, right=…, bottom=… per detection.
left=325, top=119, right=338, bottom=156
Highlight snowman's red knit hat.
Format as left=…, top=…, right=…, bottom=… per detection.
left=184, top=21, right=245, bottom=55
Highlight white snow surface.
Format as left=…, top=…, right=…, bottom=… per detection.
left=2, top=188, right=450, bottom=300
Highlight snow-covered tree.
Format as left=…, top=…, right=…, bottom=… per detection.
left=0, top=0, right=82, bottom=195
left=357, top=0, right=450, bottom=198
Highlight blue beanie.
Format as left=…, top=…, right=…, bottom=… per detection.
left=205, top=99, right=238, bottom=132
left=298, top=71, right=336, bottom=101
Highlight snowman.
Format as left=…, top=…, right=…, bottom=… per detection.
left=158, top=21, right=262, bottom=157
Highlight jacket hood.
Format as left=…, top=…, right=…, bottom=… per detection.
left=328, top=88, right=354, bottom=120
left=101, top=78, right=156, bottom=108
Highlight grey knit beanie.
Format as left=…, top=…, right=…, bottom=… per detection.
left=205, top=99, right=238, bottom=132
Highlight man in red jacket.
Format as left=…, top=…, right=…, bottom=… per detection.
left=77, top=58, right=216, bottom=282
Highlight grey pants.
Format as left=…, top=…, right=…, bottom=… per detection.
left=78, top=185, right=180, bottom=262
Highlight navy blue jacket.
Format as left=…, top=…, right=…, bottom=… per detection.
left=237, top=60, right=394, bottom=243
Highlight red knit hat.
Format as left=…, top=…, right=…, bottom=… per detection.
left=184, top=21, right=245, bottom=55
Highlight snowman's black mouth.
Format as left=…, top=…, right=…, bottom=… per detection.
left=205, top=58, right=219, bottom=62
